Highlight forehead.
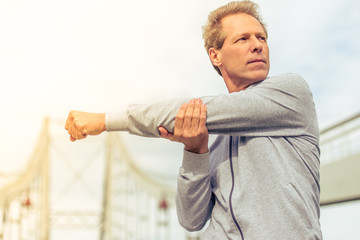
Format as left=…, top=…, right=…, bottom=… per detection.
left=221, top=13, right=266, bottom=38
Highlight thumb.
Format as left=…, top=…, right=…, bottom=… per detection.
left=158, top=126, right=173, bottom=140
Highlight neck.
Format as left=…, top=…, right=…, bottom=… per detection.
left=222, top=75, right=254, bottom=93
left=222, top=72, right=267, bottom=93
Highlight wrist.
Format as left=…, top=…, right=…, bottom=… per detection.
left=182, top=149, right=210, bottom=174
left=184, top=145, right=209, bottom=154
left=99, top=113, right=106, bottom=132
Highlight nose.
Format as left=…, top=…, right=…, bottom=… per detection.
left=250, top=37, right=263, bottom=53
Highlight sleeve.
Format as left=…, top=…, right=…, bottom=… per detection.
left=106, top=73, right=317, bottom=138
left=175, top=150, right=214, bottom=231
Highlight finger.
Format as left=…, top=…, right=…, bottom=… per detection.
left=81, top=128, right=88, bottom=138
left=77, top=131, right=87, bottom=140
left=70, top=136, right=77, bottom=142
left=191, top=99, right=202, bottom=129
left=70, top=119, right=81, bottom=141
left=65, top=111, right=74, bottom=130
left=76, top=126, right=88, bottom=140
left=183, top=100, right=195, bottom=129
left=175, top=104, right=187, bottom=130
left=200, top=103, right=207, bottom=128
left=66, top=112, right=76, bottom=137
left=68, top=119, right=76, bottom=139
left=158, top=126, right=169, bottom=138
left=158, top=127, right=175, bottom=141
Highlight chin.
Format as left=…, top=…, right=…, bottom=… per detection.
left=246, top=72, right=268, bottom=83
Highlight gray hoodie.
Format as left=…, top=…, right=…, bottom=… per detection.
left=106, top=73, right=322, bottom=239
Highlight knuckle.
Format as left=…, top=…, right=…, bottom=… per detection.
left=175, top=115, right=184, bottom=121
left=180, top=103, right=188, bottom=110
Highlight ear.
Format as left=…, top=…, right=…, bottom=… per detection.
left=209, top=48, right=222, bottom=67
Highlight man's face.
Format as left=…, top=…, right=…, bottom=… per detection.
left=213, top=13, right=270, bottom=89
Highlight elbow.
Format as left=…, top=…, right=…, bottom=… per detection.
left=178, top=215, right=208, bottom=232
left=175, top=175, right=213, bottom=232
left=176, top=197, right=209, bottom=232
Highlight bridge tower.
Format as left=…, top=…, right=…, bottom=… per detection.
left=0, top=118, right=50, bottom=240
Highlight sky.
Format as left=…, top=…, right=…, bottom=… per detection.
left=0, top=0, right=360, bottom=239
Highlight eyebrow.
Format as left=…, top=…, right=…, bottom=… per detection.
left=230, top=31, right=267, bottom=42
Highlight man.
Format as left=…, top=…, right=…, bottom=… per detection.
left=66, top=1, right=322, bottom=239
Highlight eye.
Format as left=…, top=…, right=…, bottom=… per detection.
left=258, top=36, right=267, bottom=42
left=235, top=37, right=247, bottom=43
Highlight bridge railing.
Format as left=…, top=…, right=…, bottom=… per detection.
left=320, top=112, right=360, bottom=166
left=319, top=112, right=360, bottom=205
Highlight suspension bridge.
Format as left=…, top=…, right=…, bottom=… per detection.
left=0, top=112, right=359, bottom=240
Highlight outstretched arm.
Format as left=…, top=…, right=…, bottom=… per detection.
left=65, top=74, right=318, bottom=141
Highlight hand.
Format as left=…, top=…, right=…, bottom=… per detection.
left=65, top=111, right=106, bottom=142
left=158, top=99, right=209, bottom=154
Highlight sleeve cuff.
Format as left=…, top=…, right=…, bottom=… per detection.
left=105, top=109, right=129, bottom=132
left=182, top=149, right=210, bottom=174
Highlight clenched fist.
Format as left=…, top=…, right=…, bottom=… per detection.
left=65, top=111, right=106, bottom=141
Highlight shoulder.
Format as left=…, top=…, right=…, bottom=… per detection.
left=265, top=73, right=308, bottom=87
left=255, top=73, right=312, bottom=96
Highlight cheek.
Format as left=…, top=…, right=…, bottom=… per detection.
left=225, top=50, right=246, bottom=67
left=264, top=45, right=270, bottom=58
left=262, top=45, right=270, bottom=69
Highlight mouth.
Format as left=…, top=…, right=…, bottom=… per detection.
left=248, top=59, right=266, bottom=64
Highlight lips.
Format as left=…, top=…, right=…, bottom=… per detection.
left=248, top=59, right=266, bottom=64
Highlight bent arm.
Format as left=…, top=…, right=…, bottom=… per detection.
left=176, top=150, right=214, bottom=231
left=106, top=74, right=318, bottom=138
